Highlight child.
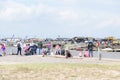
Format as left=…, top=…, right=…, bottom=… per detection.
left=84, top=49, right=89, bottom=57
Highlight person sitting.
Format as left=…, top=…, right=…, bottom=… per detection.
left=65, top=50, right=72, bottom=59
left=29, top=45, right=34, bottom=55
left=24, top=44, right=30, bottom=55
left=61, top=49, right=65, bottom=56
left=42, top=48, right=48, bottom=57
left=55, top=44, right=61, bottom=55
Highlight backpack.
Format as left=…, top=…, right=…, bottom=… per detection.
left=17, top=43, right=21, bottom=48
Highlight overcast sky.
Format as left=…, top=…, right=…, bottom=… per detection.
left=0, top=0, right=120, bottom=39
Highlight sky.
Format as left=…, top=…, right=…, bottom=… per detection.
left=0, top=0, right=120, bottom=39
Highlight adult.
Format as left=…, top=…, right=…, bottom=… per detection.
left=17, top=42, right=22, bottom=56
left=1, top=43, right=6, bottom=56
left=29, top=45, right=34, bottom=55
left=88, top=41, right=94, bottom=57
left=47, top=42, right=51, bottom=55
left=42, top=48, right=47, bottom=57
left=37, top=41, right=43, bottom=55
left=65, top=50, right=72, bottom=59
left=24, top=44, right=30, bottom=55
left=33, top=44, right=38, bottom=55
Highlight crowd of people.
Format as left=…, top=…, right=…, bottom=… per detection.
left=0, top=40, right=96, bottom=58
left=21, top=41, right=72, bottom=58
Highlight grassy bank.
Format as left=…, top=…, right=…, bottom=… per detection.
left=0, top=63, right=120, bottom=80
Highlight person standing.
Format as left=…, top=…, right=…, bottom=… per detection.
left=88, top=41, right=94, bottom=57
left=37, top=41, right=43, bottom=55
left=1, top=43, right=6, bottom=56
left=17, top=42, right=22, bottom=56
left=33, top=44, right=38, bottom=55
left=47, top=42, right=51, bottom=55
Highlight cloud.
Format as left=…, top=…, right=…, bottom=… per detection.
left=0, top=0, right=120, bottom=31
left=0, top=0, right=120, bottom=38
left=56, top=9, right=79, bottom=21
left=0, top=0, right=80, bottom=22
left=93, top=0, right=120, bottom=6
left=0, top=0, right=52, bottom=21
left=49, top=0, right=120, bottom=7
left=0, top=1, right=31, bottom=21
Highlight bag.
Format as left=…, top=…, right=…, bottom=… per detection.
left=84, top=51, right=89, bottom=57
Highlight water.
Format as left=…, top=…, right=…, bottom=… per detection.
left=5, top=46, right=18, bottom=55
left=70, top=50, right=120, bottom=60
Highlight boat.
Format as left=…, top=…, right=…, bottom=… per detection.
left=101, top=48, right=113, bottom=52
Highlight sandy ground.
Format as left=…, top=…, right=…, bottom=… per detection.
left=0, top=55, right=120, bottom=65
left=0, top=55, right=120, bottom=80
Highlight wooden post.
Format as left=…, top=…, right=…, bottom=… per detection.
left=96, top=41, right=101, bottom=60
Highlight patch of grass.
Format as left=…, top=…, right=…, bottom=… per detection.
left=0, top=63, right=120, bottom=80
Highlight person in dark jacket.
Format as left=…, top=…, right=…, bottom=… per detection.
left=33, top=44, right=37, bottom=55
left=88, top=42, right=94, bottom=57
left=17, top=42, right=22, bottom=56
left=37, top=41, right=43, bottom=55
left=29, top=45, right=34, bottom=55
left=65, top=50, right=72, bottom=59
